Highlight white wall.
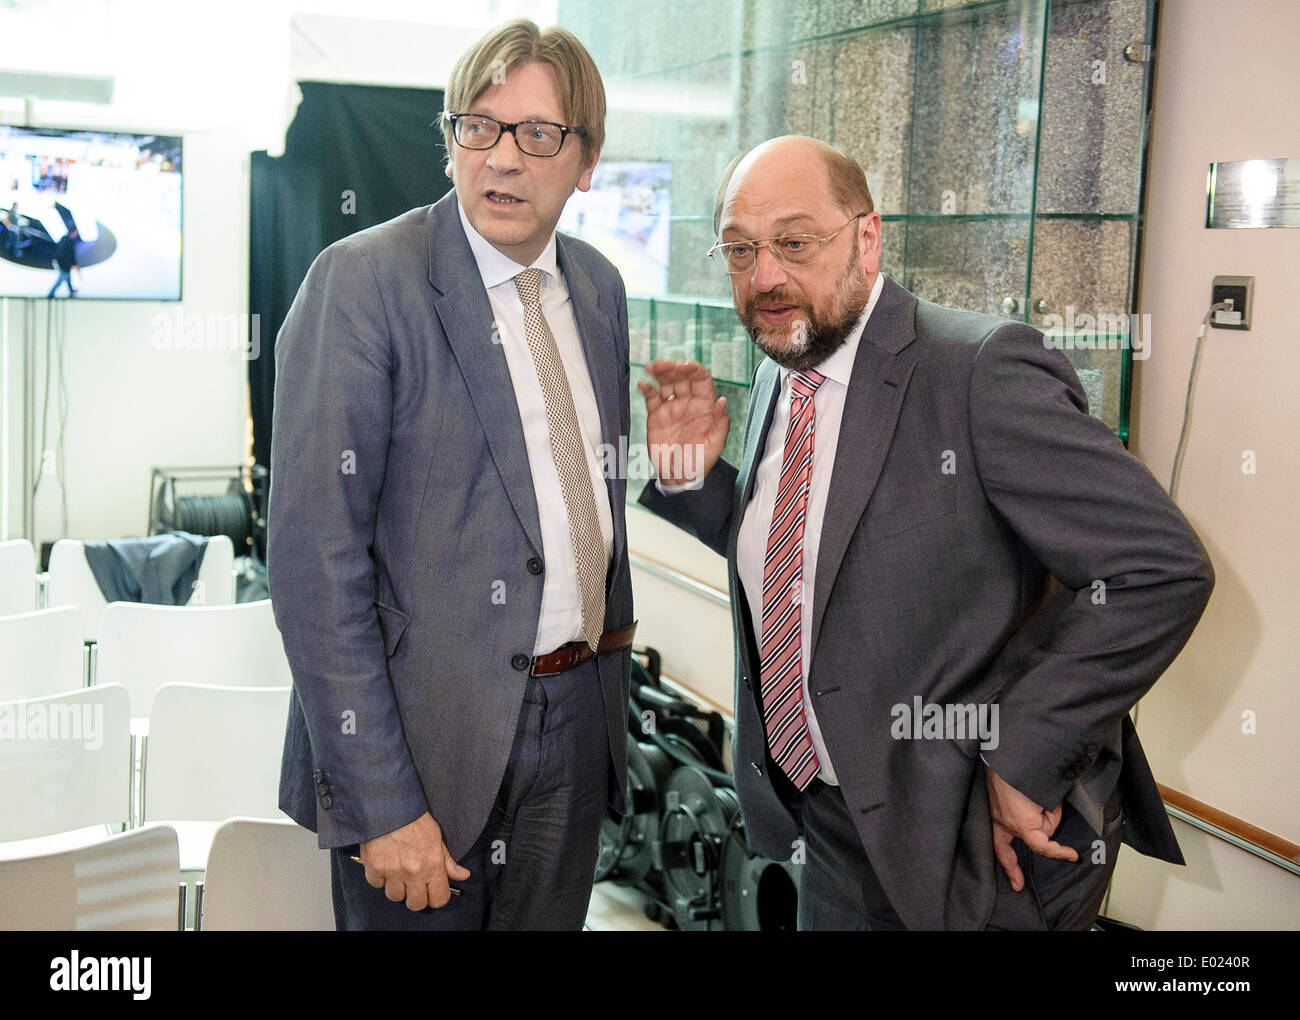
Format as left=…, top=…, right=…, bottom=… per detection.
left=1106, top=0, right=1300, bottom=928
left=1128, top=0, right=1300, bottom=844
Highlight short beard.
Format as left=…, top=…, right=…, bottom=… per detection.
left=740, top=239, right=871, bottom=374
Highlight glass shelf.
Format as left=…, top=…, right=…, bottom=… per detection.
left=561, top=0, right=1156, bottom=449
left=627, top=295, right=753, bottom=387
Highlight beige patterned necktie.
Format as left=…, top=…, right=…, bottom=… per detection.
left=514, top=267, right=607, bottom=651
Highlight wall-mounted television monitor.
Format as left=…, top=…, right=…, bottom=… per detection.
left=0, top=125, right=181, bottom=301
left=558, top=161, right=670, bottom=296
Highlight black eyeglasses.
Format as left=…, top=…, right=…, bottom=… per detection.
left=443, top=112, right=587, bottom=158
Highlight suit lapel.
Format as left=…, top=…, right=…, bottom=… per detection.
left=426, top=191, right=543, bottom=557
left=556, top=234, right=626, bottom=583
left=808, top=276, right=919, bottom=659
left=733, top=359, right=781, bottom=556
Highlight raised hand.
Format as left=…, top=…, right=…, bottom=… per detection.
left=636, top=359, right=730, bottom=486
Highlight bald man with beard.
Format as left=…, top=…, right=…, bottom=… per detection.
left=637, top=136, right=1212, bottom=930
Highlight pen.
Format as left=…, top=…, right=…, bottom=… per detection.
left=348, top=855, right=461, bottom=895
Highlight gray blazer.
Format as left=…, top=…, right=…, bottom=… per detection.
left=640, top=275, right=1213, bottom=930
left=268, top=189, right=634, bottom=857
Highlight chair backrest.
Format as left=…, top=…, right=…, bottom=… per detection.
left=142, top=683, right=290, bottom=823
left=200, top=817, right=333, bottom=931
left=0, top=684, right=132, bottom=841
left=96, top=599, right=292, bottom=720
left=0, top=823, right=179, bottom=931
left=0, top=539, right=37, bottom=616
left=48, top=535, right=235, bottom=642
left=0, top=606, right=85, bottom=700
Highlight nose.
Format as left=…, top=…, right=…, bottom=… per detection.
left=486, top=130, right=525, bottom=173
left=750, top=243, right=789, bottom=291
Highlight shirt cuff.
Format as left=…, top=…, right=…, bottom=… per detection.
left=654, top=476, right=706, bottom=495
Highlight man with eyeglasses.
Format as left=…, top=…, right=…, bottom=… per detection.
left=637, top=135, right=1213, bottom=929
left=269, top=19, right=634, bottom=930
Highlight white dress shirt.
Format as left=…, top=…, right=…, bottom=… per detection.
left=734, top=272, right=885, bottom=785
left=458, top=200, right=615, bottom=655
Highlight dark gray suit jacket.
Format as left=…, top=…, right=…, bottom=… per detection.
left=640, top=275, right=1213, bottom=930
left=268, top=189, right=634, bottom=857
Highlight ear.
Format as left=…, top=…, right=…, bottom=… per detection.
left=858, top=211, right=882, bottom=276
left=574, top=149, right=599, bottom=193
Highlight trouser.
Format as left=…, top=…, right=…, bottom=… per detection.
left=48, top=270, right=74, bottom=297
left=794, top=775, right=1123, bottom=930
left=984, top=780, right=1124, bottom=931
left=329, top=657, right=609, bottom=930
left=794, top=778, right=907, bottom=930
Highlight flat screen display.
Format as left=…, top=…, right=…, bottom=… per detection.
left=0, top=126, right=182, bottom=300
left=558, top=161, right=670, bottom=296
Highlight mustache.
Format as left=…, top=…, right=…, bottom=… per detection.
left=745, top=289, right=807, bottom=312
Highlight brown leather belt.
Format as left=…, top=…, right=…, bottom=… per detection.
left=531, top=622, right=637, bottom=677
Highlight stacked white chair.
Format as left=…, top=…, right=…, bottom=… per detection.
left=198, top=817, right=333, bottom=931
left=0, top=606, right=85, bottom=699
left=95, top=598, right=292, bottom=726
left=0, top=539, right=37, bottom=616
left=0, top=684, right=133, bottom=852
left=47, top=534, right=236, bottom=642
left=0, top=824, right=180, bottom=931
left=141, top=682, right=292, bottom=894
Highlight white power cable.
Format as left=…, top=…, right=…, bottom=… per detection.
left=1168, top=301, right=1230, bottom=501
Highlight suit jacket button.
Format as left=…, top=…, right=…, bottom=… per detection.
left=1085, top=743, right=1099, bottom=757
left=319, top=793, right=333, bottom=810
left=526, top=557, right=543, bottom=575
left=750, top=762, right=763, bottom=776
left=511, top=653, right=531, bottom=671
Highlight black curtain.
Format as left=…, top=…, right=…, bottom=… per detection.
left=248, top=81, right=453, bottom=487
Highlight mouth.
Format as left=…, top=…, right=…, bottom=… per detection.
left=754, top=304, right=801, bottom=324
left=485, top=190, right=525, bottom=206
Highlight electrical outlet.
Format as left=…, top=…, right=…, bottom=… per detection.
left=1211, top=275, right=1253, bottom=330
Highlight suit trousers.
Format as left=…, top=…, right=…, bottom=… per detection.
left=329, top=657, right=608, bottom=930
left=794, top=778, right=907, bottom=931
left=793, top=774, right=1123, bottom=930
left=984, top=779, right=1124, bottom=931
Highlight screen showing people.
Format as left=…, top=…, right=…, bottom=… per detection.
left=0, top=126, right=182, bottom=300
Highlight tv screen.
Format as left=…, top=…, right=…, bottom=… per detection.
left=0, top=126, right=182, bottom=301
left=558, top=161, right=670, bottom=296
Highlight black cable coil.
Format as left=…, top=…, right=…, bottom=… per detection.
left=173, top=490, right=252, bottom=550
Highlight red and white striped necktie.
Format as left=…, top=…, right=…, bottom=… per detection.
left=759, top=367, right=825, bottom=791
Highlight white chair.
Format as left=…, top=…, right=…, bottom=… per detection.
left=0, top=824, right=180, bottom=931
left=47, top=534, right=235, bottom=642
left=0, top=606, right=85, bottom=699
left=95, top=599, right=292, bottom=723
left=0, top=684, right=132, bottom=845
left=0, top=539, right=37, bottom=616
left=197, top=817, right=333, bottom=931
left=141, top=683, right=292, bottom=872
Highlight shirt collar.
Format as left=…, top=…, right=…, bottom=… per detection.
left=457, top=194, right=559, bottom=291
left=784, top=270, right=885, bottom=390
